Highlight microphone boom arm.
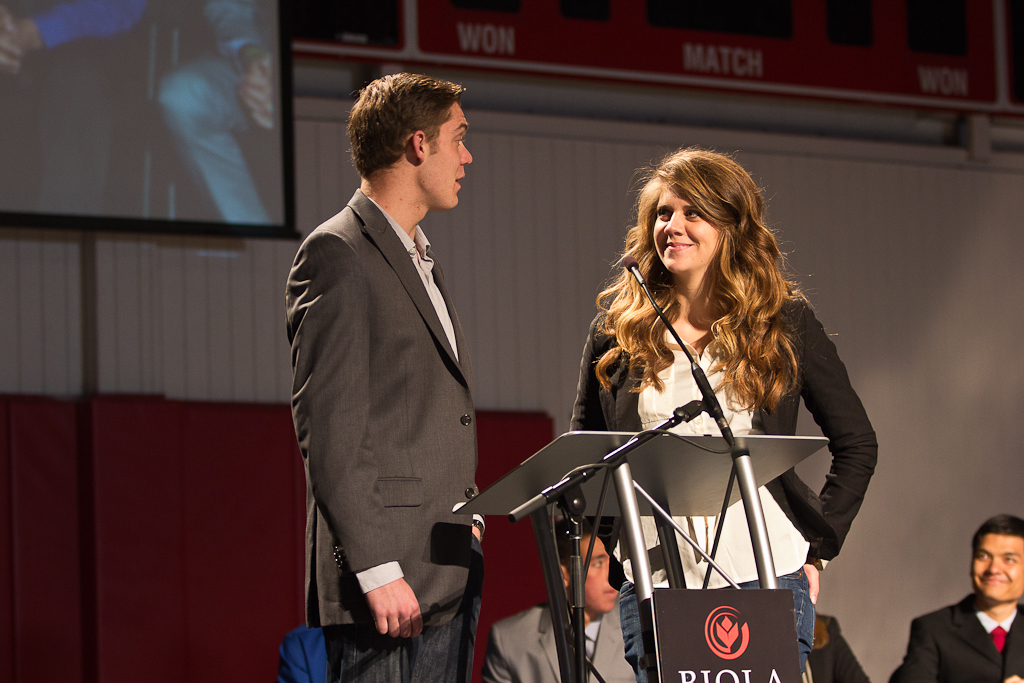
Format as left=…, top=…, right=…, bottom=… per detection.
left=622, top=257, right=779, bottom=589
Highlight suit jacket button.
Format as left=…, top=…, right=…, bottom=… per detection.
left=460, top=414, right=472, bottom=426
left=465, top=486, right=479, bottom=499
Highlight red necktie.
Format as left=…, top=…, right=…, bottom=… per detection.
left=992, top=625, right=1007, bottom=653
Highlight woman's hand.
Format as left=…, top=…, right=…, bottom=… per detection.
left=803, top=563, right=819, bottom=604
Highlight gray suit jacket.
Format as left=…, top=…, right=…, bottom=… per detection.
left=287, top=189, right=478, bottom=627
left=890, top=595, right=1024, bottom=683
left=481, top=602, right=635, bottom=683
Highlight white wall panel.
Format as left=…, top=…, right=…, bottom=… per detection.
left=0, top=229, right=80, bottom=395
left=294, top=120, right=322, bottom=240
left=251, top=238, right=287, bottom=403
left=157, top=236, right=188, bottom=398
left=180, top=242, right=212, bottom=399
left=0, top=233, right=19, bottom=390
left=40, top=234, right=81, bottom=395
left=227, top=248, right=255, bottom=400
left=87, top=233, right=295, bottom=404
left=14, top=237, right=45, bottom=395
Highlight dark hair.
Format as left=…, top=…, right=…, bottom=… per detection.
left=972, top=514, right=1024, bottom=552
left=555, top=518, right=596, bottom=568
left=348, top=73, right=465, bottom=179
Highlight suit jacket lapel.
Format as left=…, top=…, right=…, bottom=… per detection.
left=592, top=602, right=624, bottom=680
left=539, top=602, right=625, bottom=683
left=608, top=362, right=641, bottom=431
left=428, top=250, right=473, bottom=388
left=951, top=595, right=1003, bottom=666
left=1004, top=607, right=1024, bottom=678
left=538, top=606, right=563, bottom=682
left=348, top=190, right=467, bottom=385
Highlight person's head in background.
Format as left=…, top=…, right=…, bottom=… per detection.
left=971, top=514, right=1024, bottom=620
left=555, top=518, right=620, bottom=626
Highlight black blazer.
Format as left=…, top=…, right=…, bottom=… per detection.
left=890, top=595, right=1024, bottom=683
left=570, top=300, right=877, bottom=562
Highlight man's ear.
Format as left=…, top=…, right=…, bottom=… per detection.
left=407, top=130, right=429, bottom=165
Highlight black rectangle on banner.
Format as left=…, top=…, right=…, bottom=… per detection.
left=651, top=588, right=801, bottom=682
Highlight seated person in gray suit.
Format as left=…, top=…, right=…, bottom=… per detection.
left=890, top=514, right=1024, bottom=683
left=481, top=519, right=634, bottom=683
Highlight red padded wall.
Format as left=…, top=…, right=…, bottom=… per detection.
left=88, top=396, right=188, bottom=683
left=8, top=397, right=80, bottom=683
left=472, top=410, right=554, bottom=683
left=88, top=396, right=303, bottom=683
left=0, top=397, right=553, bottom=683
left=179, top=402, right=302, bottom=682
left=0, top=399, right=12, bottom=683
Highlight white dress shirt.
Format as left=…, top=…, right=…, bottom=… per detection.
left=623, top=336, right=809, bottom=589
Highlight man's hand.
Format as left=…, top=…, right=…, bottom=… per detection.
left=1004, top=676, right=1023, bottom=683
left=0, top=7, right=21, bottom=74
left=365, top=578, right=423, bottom=638
left=472, top=524, right=482, bottom=542
left=0, top=10, right=41, bottom=75
left=803, top=563, right=819, bottom=605
left=236, top=51, right=273, bottom=129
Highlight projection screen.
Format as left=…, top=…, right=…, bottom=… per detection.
left=0, top=0, right=295, bottom=238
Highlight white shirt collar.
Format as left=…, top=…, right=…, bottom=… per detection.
left=364, top=196, right=430, bottom=258
left=977, top=606, right=1017, bottom=633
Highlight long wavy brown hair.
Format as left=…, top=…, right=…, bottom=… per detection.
left=595, top=147, right=801, bottom=412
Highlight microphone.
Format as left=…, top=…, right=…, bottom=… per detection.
left=622, top=255, right=645, bottom=285
left=620, top=256, right=735, bottom=446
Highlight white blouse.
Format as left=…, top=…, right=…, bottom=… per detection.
left=622, top=337, right=809, bottom=589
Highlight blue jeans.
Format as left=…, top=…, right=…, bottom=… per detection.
left=158, top=57, right=273, bottom=225
left=323, top=538, right=484, bottom=683
left=619, top=569, right=814, bottom=682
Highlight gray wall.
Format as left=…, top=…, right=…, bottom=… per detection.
left=4, top=97, right=1024, bottom=680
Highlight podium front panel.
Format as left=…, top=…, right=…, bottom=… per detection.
left=651, top=588, right=801, bottom=682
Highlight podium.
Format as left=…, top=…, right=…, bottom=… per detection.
left=460, top=430, right=827, bottom=683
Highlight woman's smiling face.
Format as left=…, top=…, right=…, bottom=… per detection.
left=652, top=187, right=721, bottom=289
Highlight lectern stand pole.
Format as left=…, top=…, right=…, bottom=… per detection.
left=612, top=461, right=654, bottom=601
left=732, top=447, right=777, bottom=589
left=532, top=509, right=574, bottom=683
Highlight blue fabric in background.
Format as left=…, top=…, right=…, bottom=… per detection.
left=278, top=625, right=327, bottom=683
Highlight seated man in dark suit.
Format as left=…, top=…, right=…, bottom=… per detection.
left=481, top=519, right=634, bottom=683
left=890, top=514, right=1024, bottom=683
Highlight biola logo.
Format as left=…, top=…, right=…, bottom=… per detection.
left=704, top=606, right=749, bottom=659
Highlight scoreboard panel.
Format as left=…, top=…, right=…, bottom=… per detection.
left=292, top=0, right=1024, bottom=114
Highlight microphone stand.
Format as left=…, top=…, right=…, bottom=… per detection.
left=511, top=404, right=696, bottom=683
left=623, top=259, right=778, bottom=590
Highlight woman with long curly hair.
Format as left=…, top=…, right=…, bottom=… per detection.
left=571, top=148, right=877, bottom=679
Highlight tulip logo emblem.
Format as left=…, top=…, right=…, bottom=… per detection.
left=704, top=606, right=749, bottom=660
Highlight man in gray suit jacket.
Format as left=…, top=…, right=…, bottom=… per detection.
left=482, top=522, right=634, bottom=683
left=286, top=73, right=482, bottom=683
